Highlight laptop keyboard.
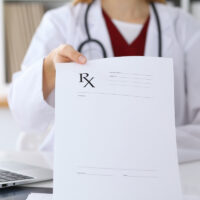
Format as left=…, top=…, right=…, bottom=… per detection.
left=0, top=169, right=34, bottom=182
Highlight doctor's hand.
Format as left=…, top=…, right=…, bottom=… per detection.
left=43, top=44, right=87, bottom=99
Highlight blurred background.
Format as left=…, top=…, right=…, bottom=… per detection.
left=0, top=0, right=200, bottom=151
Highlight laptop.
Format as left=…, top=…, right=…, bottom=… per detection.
left=0, top=161, right=53, bottom=188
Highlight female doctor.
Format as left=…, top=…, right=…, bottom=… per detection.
left=8, top=0, right=200, bottom=162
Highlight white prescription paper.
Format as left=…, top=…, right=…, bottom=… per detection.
left=54, top=57, right=182, bottom=200
left=26, top=193, right=52, bottom=200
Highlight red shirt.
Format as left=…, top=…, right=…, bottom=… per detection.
left=102, top=10, right=150, bottom=57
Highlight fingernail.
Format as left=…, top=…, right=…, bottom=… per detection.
left=78, top=55, right=86, bottom=63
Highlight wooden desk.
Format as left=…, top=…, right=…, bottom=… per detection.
left=0, top=86, right=9, bottom=108
left=0, top=97, right=8, bottom=108
left=0, top=96, right=8, bottom=108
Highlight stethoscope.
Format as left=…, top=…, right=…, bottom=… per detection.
left=78, top=1, right=162, bottom=58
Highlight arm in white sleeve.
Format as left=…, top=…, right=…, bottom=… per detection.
left=176, top=28, right=200, bottom=163
left=8, top=8, right=67, bottom=134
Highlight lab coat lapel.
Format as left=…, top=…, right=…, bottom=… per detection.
left=145, top=4, right=173, bottom=57
left=88, top=0, right=114, bottom=58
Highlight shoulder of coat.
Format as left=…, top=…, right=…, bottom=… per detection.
left=155, top=3, right=200, bottom=50
left=155, top=3, right=200, bottom=29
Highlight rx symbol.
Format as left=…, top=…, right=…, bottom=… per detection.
left=80, top=73, right=95, bottom=88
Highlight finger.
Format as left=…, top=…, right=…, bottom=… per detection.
left=54, top=54, right=71, bottom=63
left=58, top=45, right=87, bottom=64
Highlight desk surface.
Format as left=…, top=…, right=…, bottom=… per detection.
left=0, top=151, right=200, bottom=199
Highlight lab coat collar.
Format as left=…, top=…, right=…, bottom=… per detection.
left=88, top=0, right=173, bottom=58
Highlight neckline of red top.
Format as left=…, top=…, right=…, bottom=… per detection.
left=102, top=9, right=150, bottom=57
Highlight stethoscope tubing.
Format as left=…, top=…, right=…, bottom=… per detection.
left=78, top=1, right=162, bottom=58
left=151, top=2, right=162, bottom=57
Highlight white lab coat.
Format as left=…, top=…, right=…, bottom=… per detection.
left=8, top=0, right=200, bottom=163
